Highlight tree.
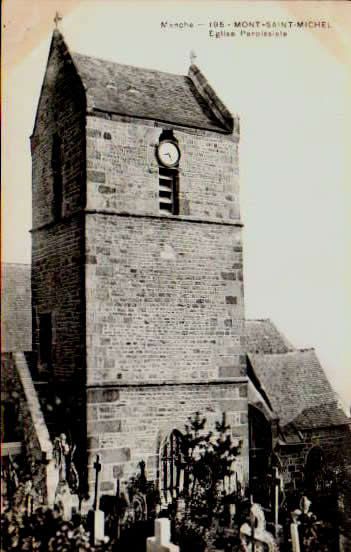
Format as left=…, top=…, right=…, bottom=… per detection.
left=172, top=412, right=244, bottom=551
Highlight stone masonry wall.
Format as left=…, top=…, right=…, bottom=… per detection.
left=85, top=115, right=240, bottom=224
left=279, top=425, right=351, bottom=546
left=84, top=110, right=246, bottom=499
left=279, top=425, right=351, bottom=490
left=32, top=216, right=85, bottom=383
left=86, top=382, right=249, bottom=499
left=31, top=31, right=86, bottom=230
left=85, top=214, right=245, bottom=384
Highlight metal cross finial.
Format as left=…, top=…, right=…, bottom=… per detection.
left=54, top=11, right=62, bottom=29
left=190, top=50, right=197, bottom=65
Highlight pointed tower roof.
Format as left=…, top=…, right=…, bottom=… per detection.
left=33, top=31, right=237, bottom=135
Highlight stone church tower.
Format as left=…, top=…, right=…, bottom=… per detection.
left=31, top=30, right=248, bottom=500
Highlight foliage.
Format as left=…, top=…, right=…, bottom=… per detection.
left=2, top=454, right=44, bottom=514
left=0, top=507, right=112, bottom=552
left=297, top=512, right=335, bottom=552
left=172, top=412, right=243, bottom=551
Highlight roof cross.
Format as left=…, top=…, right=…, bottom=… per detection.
left=54, top=11, right=62, bottom=29
left=190, top=50, right=197, bottom=65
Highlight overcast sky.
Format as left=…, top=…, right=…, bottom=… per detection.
left=2, top=1, right=351, bottom=405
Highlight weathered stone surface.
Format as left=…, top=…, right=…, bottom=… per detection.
left=87, top=170, right=106, bottom=183
left=112, top=465, right=124, bottom=479
left=85, top=215, right=244, bottom=385
left=99, top=447, right=131, bottom=463
left=88, top=420, right=121, bottom=434
left=218, top=365, right=246, bottom=378
left=84, top=116, right=240, bottom=224
left=87, top=389, right=120, bottom=403
left=86, top=383, right=249, bottom=498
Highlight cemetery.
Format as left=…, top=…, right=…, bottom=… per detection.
left=1, top=411, right=343, bottom=551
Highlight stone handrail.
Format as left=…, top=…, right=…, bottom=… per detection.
left=13, top=352, right=53, bottom=461
left=6, top=352, right=58, bottom=506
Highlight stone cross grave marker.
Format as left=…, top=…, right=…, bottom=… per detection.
left=147, top=518, right=180, bottom=552
left=290, top=496, right=313, bottom=552
left=240, top=503, right=278, bottom=552
left=271, top=466, right=283, bottom=537
left=290, top=509, right=301, bottom=552
left=55, top=481, right=79, bottom=521
left=92, top=455, right=105, bottom=544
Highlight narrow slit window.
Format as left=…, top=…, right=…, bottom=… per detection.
left=52, top=133, right=63, bottom=220
left=39, top=312, right=53, bottom=372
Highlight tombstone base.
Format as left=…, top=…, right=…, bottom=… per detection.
left=55, top=482, right=79, bottom=521
left=93, top=509, right=105, bottom=544
left=147, top=536, right=179, bottom=552
left=146, top=519, right=180, bottom=552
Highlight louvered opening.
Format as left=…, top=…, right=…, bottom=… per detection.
left=158, top=167, right=178, bottom=215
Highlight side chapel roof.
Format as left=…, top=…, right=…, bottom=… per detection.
left=246, top=318, right=294, bottom=355
left=246, top=319, right=349, bottom=430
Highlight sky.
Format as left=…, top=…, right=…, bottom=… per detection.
left=2, top=1, right=351, bottom=405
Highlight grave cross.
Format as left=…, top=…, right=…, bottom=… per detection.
left=240, top=503, right=278, bottom=552
left=290, top=510, right=301, bottom=552
left=266, top=465, right=283, bottom=537
left=54, top=12, right=62, bottom=29
left=272, top=467, right=283, bottom=536
left=90, top=455, right=105, bottom=544
left=93, top=454, right=102, bottom=511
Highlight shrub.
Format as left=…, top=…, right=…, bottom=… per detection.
left=0, top=506, right=112, bottom=552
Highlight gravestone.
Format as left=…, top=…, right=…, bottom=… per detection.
left=55, top=481, right=79, bottom=520
left=268, top=466, right=284, bottom=541
left=24, top=480, right=34, bottom=516
left=146, top=518, right=179, bottom=552
left=290, top=496, right=313, bottom=552
left=90, top=455, right=105, bottom=544
left=240, top=503, right=278, bottom=552
left=46, top=457, right=59, bottom=508
left=290, top=509, right=301, bottom=552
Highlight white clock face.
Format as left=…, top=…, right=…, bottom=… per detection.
left=157, top=141, right=180, bottom=167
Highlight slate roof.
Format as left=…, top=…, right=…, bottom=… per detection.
left=246, top=320, right=349, bottom=430
left=248, top=349, right=349, bottom=429
left=1, top=263, right=31, bottom=352
left=71, top=52, right=227, bottom=132
left=246, top=319, right=294, bottom=354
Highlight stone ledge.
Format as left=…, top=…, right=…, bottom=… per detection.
left=13, top=352, right=53, bottom=460
left=86, top=378, right=248, bottom=389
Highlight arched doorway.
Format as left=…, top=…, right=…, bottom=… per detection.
left=304, top=446, right=336, bottom=513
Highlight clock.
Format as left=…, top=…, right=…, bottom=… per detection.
left=157, top=140, right=180, bottom=167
